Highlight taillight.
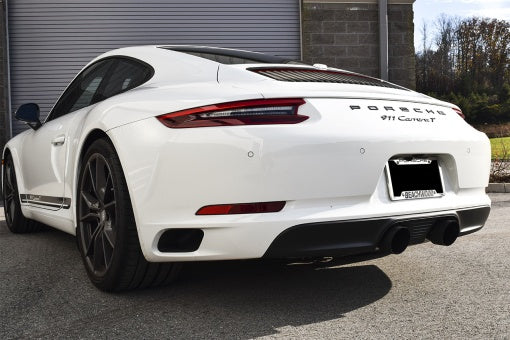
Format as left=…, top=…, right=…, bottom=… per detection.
left=196, top=201, right=286, bottom=215
left=453, top=108, right=465, bottom=119
left=157, top=98, right=308, bottom=128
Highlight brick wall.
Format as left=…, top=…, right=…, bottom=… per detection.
left=302, top=1, right=416, bottom=89
left=388, top=4, right=415, bottom=88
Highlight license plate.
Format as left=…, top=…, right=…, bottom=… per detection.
left=385, top=159, right=444, bottom=201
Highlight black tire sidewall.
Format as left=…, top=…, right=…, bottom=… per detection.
left=3, top=155, right=24, bottom=232
left=77, top=138, right=135, bottom=290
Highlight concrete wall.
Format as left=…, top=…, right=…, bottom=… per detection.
left=302, top=0, right=416, bottom=89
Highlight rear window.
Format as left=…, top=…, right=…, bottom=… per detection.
left=177, top=51, right=262, bottom=65
left=160, top=46, right=297, bottom=65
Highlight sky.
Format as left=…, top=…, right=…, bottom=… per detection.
left=413, top=0, right=510, bottom=51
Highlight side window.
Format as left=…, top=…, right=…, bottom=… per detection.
left=69, top=75, right=103, bottom=112
left=101, top=59, right=152, bottom=99
left=48, top=59, right=114, bottom=121
left=48, top=57, right=152, bottom=122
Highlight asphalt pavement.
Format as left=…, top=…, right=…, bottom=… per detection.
left=1, top=194, right=509, bottom=339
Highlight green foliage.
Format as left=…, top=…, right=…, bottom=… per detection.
left=490, top=137, right=510, bottom=160
left=501, top=83, right=510, bottom=102
left=416, top=16, right=510, bottom=124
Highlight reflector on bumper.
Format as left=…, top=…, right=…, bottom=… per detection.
left=196, top=201, right=286, bottom=215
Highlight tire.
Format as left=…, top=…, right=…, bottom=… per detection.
left=3, top=154, right=43, bottom=233
left=76, top=138, right=181, bottom=291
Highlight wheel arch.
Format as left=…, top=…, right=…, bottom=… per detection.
left=2, top=139, right=28, bottom=202
left=73, top=129, right=113, bottom=228
left=1, top=147, right=12, bottom=197
left=1, top=141, right=34, bottom=221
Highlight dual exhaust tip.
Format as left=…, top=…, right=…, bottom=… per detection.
left=380, top=219, right=460, bottom=255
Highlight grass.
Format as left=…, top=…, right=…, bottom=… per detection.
left=490, top=137, right=510, bottom=160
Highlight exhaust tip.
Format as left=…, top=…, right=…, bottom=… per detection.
left=381, top=226, right=410, bottom=254
left=428, top=219, right=459, bottom=246
left=158, top=228, right=204, bottom=252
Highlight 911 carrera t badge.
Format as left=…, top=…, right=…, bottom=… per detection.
left=381, top=115, right=436, bottom=122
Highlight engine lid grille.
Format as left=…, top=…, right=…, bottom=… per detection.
left=248, top=67, right=406, bottom=90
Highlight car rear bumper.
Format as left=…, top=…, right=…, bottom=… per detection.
left=107, top=99, right=491, bottom=262
left=263, top=206, right=490, bottom=259
left=137, top=196, right=491, bottom=262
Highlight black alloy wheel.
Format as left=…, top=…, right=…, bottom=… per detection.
left=77, top=138, right=181, bottom=291
left=3, top=156, right=17, bottom=227
left=78, top=153, right=117, bottom=276
left=2, top=154, right=42, bottom=233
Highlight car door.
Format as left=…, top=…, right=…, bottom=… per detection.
left=19, top=59, right=115, bottom=210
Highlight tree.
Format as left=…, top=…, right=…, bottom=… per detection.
left=415, top=16, right=510, bottom=124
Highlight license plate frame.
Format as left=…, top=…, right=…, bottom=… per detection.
left=385, top=158, right=445, bottom=201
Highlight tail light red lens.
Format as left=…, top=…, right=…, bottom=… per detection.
left=453, top=108, right=465, bottom=119
left=157, top=98, right=308, bottom=128
left=196, top=201, right=286, bottom=215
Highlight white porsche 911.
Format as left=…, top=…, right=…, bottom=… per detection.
left=3, top=46, right=491, bottom=291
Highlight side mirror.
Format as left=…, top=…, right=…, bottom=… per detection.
left=15, top=103, right=41, bottom=130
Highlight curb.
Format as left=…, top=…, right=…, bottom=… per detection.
left=486, top=183, right=510, bottom=193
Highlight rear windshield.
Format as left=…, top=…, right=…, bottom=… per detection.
left=178, top=51, right=263, bottom=64
left=160, top=46, right=300, bottom=65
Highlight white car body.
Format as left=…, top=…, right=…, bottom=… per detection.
left=3, top=46, right=491, bottom=265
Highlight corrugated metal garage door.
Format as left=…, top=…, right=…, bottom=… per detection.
left=7, top=0, right=301, bottom=135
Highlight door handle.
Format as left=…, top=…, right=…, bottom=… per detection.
left=51, top=136, right=66, bottom=146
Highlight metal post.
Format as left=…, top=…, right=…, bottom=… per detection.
left=299, top=0, right=303, bottom=61
left=4, top=0, right=12, bottom=138
left=379, top=0, right=389, bottom=81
